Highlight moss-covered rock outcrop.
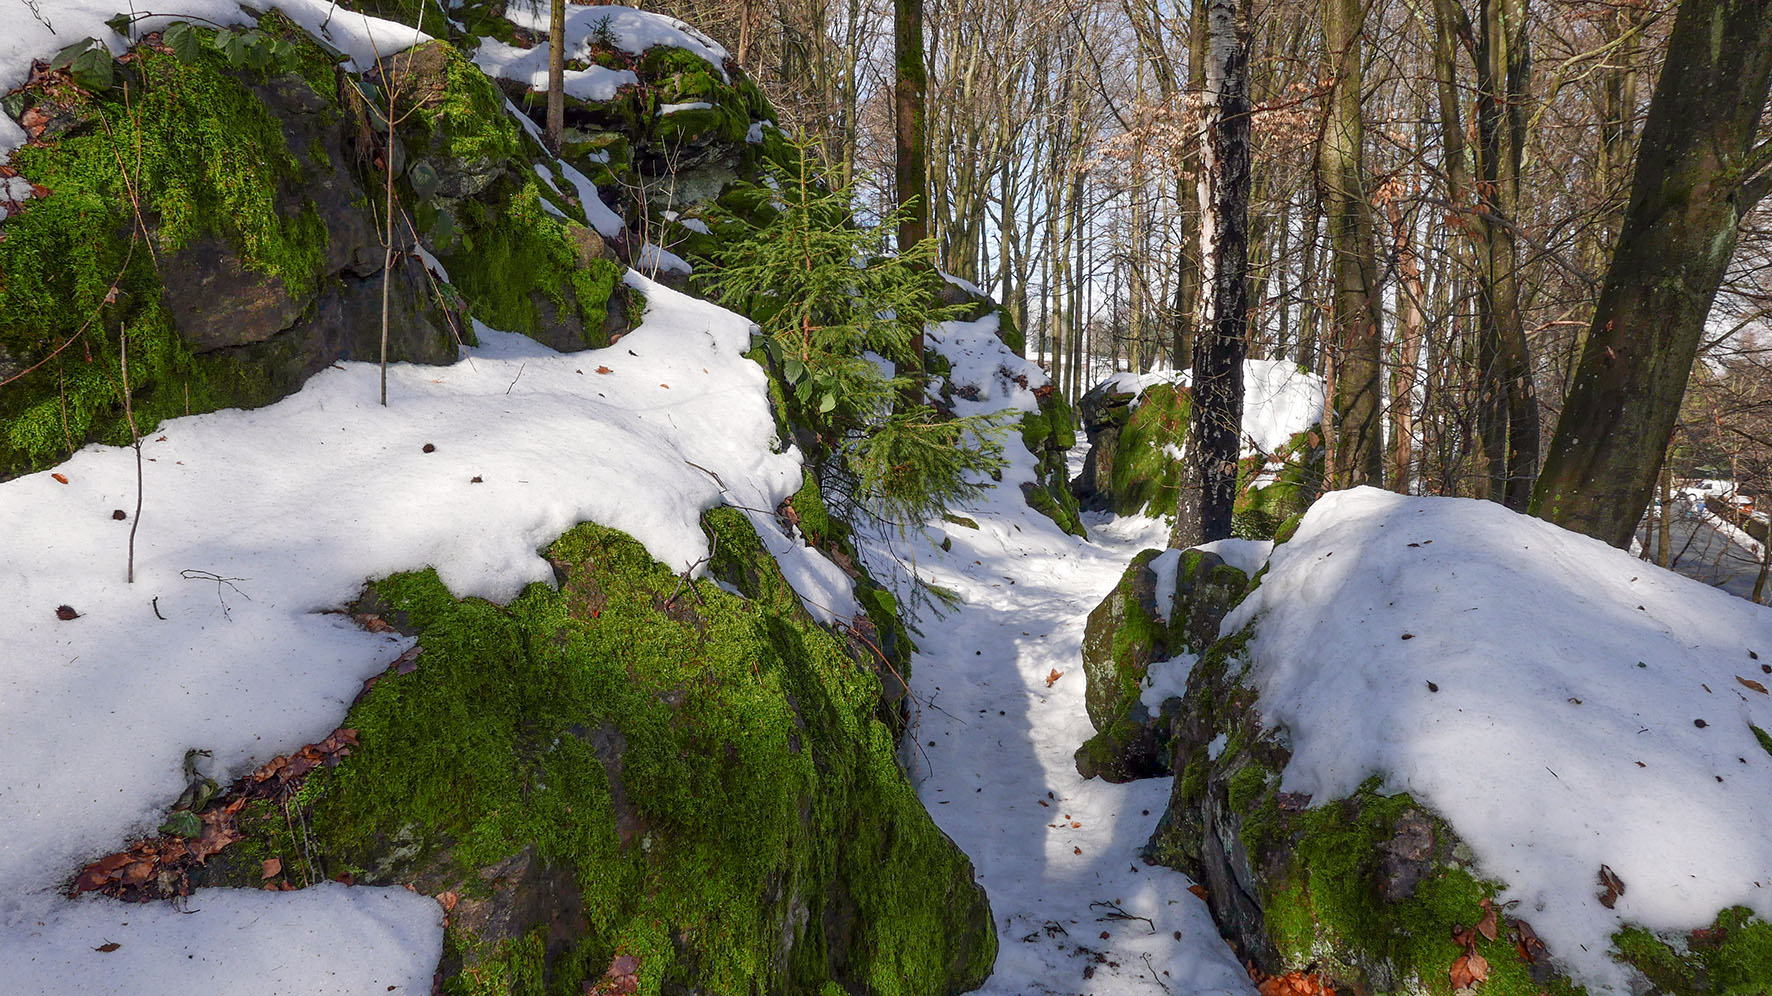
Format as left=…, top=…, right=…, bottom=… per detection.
left=1130, top=547, right=1772, bottom=995
left=196, top=508, right=994, bottom=995
left=1071, top=376, right=1322, bottom=539
left=0, top=21, right=625, bottom=482
left=1074, top=548, right=1250, bottom=782
left=1019, top=385, right=1086, bottom=537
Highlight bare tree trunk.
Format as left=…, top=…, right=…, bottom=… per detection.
left=1389, top=196, right=1424, bottom=494
left=894, top=0, right=928, bottom=361
left=1179, top=0, right=1253, bottom=544
left=546, top=0, right=565, bottom=153
left=1319, top=0, right=1385, bottom=488
left=1532, top=0, right=1772, bottom=546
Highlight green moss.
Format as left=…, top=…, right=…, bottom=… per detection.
left=235, top=511, right=990, bottom=995
left=0, top=38, right=330, bottom=477
left=1751, top=725, right=1772, bottom=759
left=1109, top=382, right=1192, bottom=517
left=435, top=174, right=615, bottom=344
left=1615, top=908, right=1772, bottom=996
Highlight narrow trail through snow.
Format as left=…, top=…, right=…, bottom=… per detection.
left=897, top=492, right=1254, bottom=996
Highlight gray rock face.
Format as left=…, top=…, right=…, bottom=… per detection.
left=155, top=69, right=458, bottom=381
left=1072, top=379, right=1137, bottom=506
left=1075, top=549, right=1250, bottom=783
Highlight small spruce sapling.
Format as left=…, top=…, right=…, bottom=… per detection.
left=691, top=139, right=1008, bottom=527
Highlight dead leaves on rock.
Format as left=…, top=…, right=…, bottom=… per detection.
left=70, top=728, right=357, bottom=901
left=1250, top=967, right=1334, bottom=996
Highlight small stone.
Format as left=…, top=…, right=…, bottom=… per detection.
left=111, top=509, right=127, bottom=520
left=422, top=443, right=435, bottom=453
left=1695, top=719, right=1708, bottom=728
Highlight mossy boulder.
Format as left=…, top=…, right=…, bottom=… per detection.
left=1144, top=619, right=1772, bottom=995
left=374, top=41, right=622, bottom=351
left=1075, top=548, right=1250, bottom=782
left=1072, top=376, right=1323, bottom=539
left=0, top=26, right=636, bottom=483
left=1019, top=387, right=1086, bottom=537
left=197, top=509, right=994, bottom=995
left=0, top=21, right=463, bottom=481
left=1142, top=627, right=1583, bottom=996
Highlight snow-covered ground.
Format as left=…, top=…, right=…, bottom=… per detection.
left=862, top=321, right=1255, bottom=995
left=1228, top=487, right=1772, bottom=992
left=0, top=275, right=852, bottom=992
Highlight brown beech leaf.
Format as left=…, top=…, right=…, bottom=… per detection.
left=595, top=366, right=613, bottom=374
left=260, top=857, right=282, bottom=879
left=94, top=942, right=120, bottom=953
left=1736, top=676, right=1769, bottom=695
left=1450, top=951, right=1489, bottom=988
left=50, top=473, right=68, bottom=484
left=1476, top=898, right=1500, bottom=941
left=55, top=605, right=80, bottom=620
left=1597, top=864, right=1626, bottom=909
left=1188, top=883, right=1209, bottom=901
left=1044, top=668, right=1064, bottom=687
left=438, top=890, right=459, bottom=913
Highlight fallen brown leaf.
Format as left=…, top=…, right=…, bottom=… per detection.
left=1737, top=676, right=1769, bottom=695
left=1597, top=864, right=1626, bottom=909
left=51, top=473, right=68, bottom=484
left=1476, top=898, right=1500, bottom=941
left=260, top=857, right=282, bottom=879
left=1188, top=883, right=1209, bottom=901
left=595, top=366, right=613, bottom=374
left=1450, top=951, right=1489, bottom=988
left=1045, top=668, right=1064, bottom=687
left=55, top=605, right=79, bottom=620
left=94, top=942, right=120, bottom=953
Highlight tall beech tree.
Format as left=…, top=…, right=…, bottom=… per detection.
left=895, top=0, right=929, bottom=361
left=1533, top=0, right=1772, bottom=547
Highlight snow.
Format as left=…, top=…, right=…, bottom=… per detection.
left=492, top=4, right=729, bottom=83
left=927, top=313, right=1048, bottom=418
left=660, top=100, right=714, bottom=115
left=1093, top=360, right=1323, bottom=456
left=1141, top=652, right=1200, bottom=713
left=0, top=0, right=429, bottom=155
left=1223, top=486, right=1772, bottom=991
left=0, top=274, right=853, bottom=985
left=939, top=269, right=988, bottom=299
left=1150, top=547, right=1183, bottom=624
left=858, top=318, right=1253, bottom=995
left=1195, top=537, right=1272, bottom=577
left=639, top=241, right=692, bottom=274
left=559, top=160, right=625, bottom=238
left=472, top=40, right=637, bottom=102
left=11, top=884, right=443, bottom=995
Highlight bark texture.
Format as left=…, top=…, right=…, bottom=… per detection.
left=1532, top=0, right=1772, bottom=547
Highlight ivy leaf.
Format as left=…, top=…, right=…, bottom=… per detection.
left=163, top=22, right=203, bottom=63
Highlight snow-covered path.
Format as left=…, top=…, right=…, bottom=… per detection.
left=894, top=493, right=1254, bottom=996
